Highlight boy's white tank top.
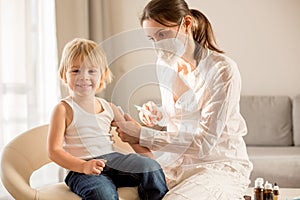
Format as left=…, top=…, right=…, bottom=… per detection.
left=62, top=97, right=115, bottom=160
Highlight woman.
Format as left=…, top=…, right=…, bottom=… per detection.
left=114, top=0, right=253, bottom=199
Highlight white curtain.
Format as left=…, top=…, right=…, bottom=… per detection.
left=0, top=0, right=59, bottom=197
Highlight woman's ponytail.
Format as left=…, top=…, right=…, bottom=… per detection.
left=190, top=9, right=224, bottom=53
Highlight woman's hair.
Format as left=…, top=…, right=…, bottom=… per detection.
left=140, top=0, right=224, bottom=53
left=59, top=38, right=113, bottom=92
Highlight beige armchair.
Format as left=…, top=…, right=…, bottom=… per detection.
left=0, top=124, right=139, bottom=200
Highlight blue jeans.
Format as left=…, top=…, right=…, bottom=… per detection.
left=65, top=152, right=168, bottom=200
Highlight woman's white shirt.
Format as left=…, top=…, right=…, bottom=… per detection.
left=140, top=49, right=252, bottom=186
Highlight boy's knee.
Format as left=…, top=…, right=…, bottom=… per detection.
left=135, top=155, right=162, bottom=172
left=84, top=186, right=118, bottom=200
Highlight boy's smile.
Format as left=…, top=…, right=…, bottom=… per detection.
left=66, top=58, right=101, bottom=97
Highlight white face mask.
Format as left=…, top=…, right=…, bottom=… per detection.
left=154, top=19, right=187, bottom=66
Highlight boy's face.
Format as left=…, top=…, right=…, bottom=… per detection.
left=66, top=58, right=101, bottom=97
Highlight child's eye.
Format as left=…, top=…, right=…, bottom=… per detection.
left=89, top=69, right=97, bottom=73
left=71, top=69, right=79, bottom=73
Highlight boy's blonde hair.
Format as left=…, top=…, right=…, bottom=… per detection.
left=59, top=38, right=113, bottom=92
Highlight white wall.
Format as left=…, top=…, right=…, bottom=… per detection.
left=189, top=0, right=300, bottom=97
left=101, top=0, right=300, bottom=118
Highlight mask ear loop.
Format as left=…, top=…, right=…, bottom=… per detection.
left=175, top=17, right=185, bottom=38
left=176, top=17, right=193, bottom=74
left=174, top=18, right=188, bottom=56
left=175, top=18, right=188, bottom=46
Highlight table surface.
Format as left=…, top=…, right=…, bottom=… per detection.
left=246, top=188, right=300, bottom=199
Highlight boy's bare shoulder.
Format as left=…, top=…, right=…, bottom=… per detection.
left=52, top=101, right=72, bottom=116
left=108, top=102, right=125, bottom=122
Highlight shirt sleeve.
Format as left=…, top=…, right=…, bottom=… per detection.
left=140, top=60, right=241, bottom=159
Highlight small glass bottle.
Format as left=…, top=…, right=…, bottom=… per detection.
left=264, top=181, right=273, bottom=200
left=254, top=177, right=264, bottom=200
left=273, top=183, right=279, bottom=200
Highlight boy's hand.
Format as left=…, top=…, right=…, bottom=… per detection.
left=82, top=159, right=106, bottom=175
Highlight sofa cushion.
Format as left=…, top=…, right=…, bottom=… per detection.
left=293, top=94, right=300, bottom=146
left=240, top=96, right=293, bottom=146
left=247, top=146, right=300, bottom=188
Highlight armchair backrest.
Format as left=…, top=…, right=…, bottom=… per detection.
left=1, top=124, right=50, bottom=199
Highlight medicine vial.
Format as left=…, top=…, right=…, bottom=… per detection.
left=273, top=183, right=279, bottom=200
left=263, top=181, right=273, bottom=200
left=254, top=177, right=264, bottom=200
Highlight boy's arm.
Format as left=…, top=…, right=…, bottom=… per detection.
left=110, top=103, right=154, bottom=158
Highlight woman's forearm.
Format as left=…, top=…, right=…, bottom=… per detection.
left=130, top=144, right=154, bottom=159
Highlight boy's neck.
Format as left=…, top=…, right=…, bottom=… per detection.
left=71, top=95, right=102, bottom=114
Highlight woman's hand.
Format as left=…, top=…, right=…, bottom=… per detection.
left=139, top=101, right=162, bottom=127
left=81, top=159, right=106, bottom=175
left=114, top=114, right=141, bottom=144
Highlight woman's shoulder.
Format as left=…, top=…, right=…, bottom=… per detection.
left=203, top=51, right=240, bottom=82
left=206, top=50, right=237, bottom=68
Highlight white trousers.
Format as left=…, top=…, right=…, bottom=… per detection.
left=163, top=167, right=250, bottom=200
